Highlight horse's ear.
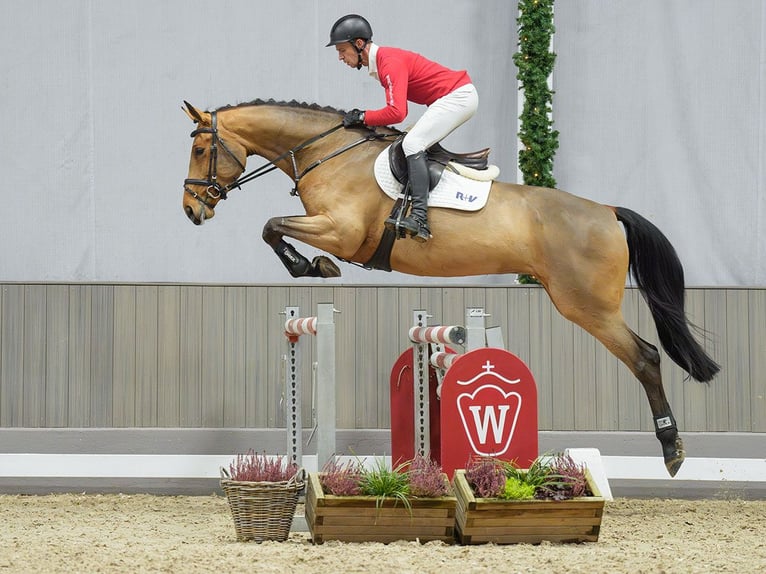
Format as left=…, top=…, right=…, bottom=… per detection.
left=182, top=101, right=204, bottom=124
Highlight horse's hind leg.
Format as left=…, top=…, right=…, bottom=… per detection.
left=624, top=328, right=685, bottom=476
left=576, top=313, right=684, bottom=476
left=546, top=270, right=684, bottom=475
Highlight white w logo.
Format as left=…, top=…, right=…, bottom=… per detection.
left=468, top=405, right=511, bottom=444
left=456, top=386, right=522, bottom=456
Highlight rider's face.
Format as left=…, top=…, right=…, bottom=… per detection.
left=336, top=41, right=362, bottom=68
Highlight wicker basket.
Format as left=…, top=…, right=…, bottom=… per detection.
left=220, top=467, right=305, bottom=542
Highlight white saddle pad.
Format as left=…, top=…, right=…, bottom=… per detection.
left=373, top=147, right=493, bottom=212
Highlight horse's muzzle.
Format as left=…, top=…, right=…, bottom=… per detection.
left=184, top=203, right=213, bottom=225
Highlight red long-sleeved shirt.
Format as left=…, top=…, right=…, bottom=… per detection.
left=364, top=45, right=471, bottom=127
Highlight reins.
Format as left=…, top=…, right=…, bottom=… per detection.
left=184, top=110, right=396, bottom=207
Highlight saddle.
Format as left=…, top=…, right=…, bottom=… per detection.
left=388, top=135, right=491, bottom=190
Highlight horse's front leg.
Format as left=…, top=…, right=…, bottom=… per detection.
left=262, top=215, right=346, bottom=278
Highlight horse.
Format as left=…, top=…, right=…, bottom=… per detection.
left=181, top=99, right=720, bottom=477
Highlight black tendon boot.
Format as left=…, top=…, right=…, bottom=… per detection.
left=397, top=151, right=431, bottom=242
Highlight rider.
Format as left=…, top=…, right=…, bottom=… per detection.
left=326, top=14, right=479, bottom=242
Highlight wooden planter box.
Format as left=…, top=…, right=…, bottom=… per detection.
left=305, top=472, right=457, bottom=544
left=453, top=469, right=605, bottom=545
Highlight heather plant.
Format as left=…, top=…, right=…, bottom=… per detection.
left=407, top=453, right=448, bottom=497
left=466, top=453, right=594, bottom=501
left=228, top=450, right=298, bottom=482
left=465, top=455, right=507, bottom=498
left=535, top=453, right=592, bottom=501
left=319, top=458, right=364, bottom=496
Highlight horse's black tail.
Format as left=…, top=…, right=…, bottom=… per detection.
left=615, top=206, right=720, bottom=382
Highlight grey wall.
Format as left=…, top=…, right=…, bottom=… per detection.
left=1, top=284, right=762, bottom=434
left=1, top=1, right=764, bottom=286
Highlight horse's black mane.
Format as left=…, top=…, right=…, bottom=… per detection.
left=215, top=98, right=346, bottom=115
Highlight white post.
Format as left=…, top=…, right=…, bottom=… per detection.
left=315, top=303, right=337, bottom=470
left=465, top=308, right=488, bottom=351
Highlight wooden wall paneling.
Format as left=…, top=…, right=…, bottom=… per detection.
left=201, top=286, right=225, bottom=427
left=223, top=286, right=247, bottom=427
left=682, top=290, right=710, bottom=431
left=245, top=287, right=269, bottom=428
left=704, top=289, right=729, bottom=430
left=179, top=286, right=202, bottom=427
left=157, top=286, right=180, bottom=427
left=440, top=287, right=465, bottom=327
left=528, top=288, right=553, bottom=429
left=594, top=324, right=620, bottom=430
left=550, top=301, right=575, bottom=431
left=90, top=285, right=114, bottom=427
left=397, top=287, right=423, bottom=347
left=0, top=284, right=763, bottom=435
left=265, top=286, right=290, bottom=428
left=354, top=287, right=379, bottom=428
left=573, top=321, right=597, bottom=431
left=333, top=287, right=357, bottom=428
left=45, top=285, right=69, bottom=427
left=67, top=285, right=92, bottom=426
left=375, top=287, right=400, bottom=428
left=135, top=286, right=159, bottom=426
left=505, top=287, right=532, bottom=366
left=1, top=286, right=24, bottom=426
left=748, top=289, right=766, bottom=432
left=22, top=286, right=46, bottom=427
left=113, top=286, right=136, bottom=427
left=725, top=290, right=751, bottom=431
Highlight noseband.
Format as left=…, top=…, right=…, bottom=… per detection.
left=183, top=111, right=247, bottom=208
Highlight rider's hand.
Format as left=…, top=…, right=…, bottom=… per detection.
left=342, top=109, right=365, bottom=128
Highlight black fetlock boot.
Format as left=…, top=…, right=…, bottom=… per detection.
left=397, top=151, right=431, bottom=242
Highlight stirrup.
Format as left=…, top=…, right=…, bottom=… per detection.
left=399, top=216, right=431, bottom=243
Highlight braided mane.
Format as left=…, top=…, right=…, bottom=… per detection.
left=215, top=99, right=346, bottom=115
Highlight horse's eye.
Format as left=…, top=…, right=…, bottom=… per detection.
left=194, top=147, right=205, bottom=157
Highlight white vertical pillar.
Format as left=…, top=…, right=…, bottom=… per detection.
left=315, top=303, right=336, bottom=470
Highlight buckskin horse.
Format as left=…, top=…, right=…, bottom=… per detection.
left=181, top=99, right=719, bottom=477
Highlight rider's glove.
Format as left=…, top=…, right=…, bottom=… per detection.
left=342, top=109, right=365, bottom=128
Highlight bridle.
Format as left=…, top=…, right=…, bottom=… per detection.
left=184, top=109, right=395, bottom=211
left=183, top=111, right=247, bottom=208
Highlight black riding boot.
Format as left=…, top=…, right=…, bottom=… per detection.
left=395, top=151, right=431, bottom=242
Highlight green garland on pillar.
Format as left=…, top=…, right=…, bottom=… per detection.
left=513, top=0, right=558, bottom=284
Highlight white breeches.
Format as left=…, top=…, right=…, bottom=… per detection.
left=401, top=83, right=479, bottom=156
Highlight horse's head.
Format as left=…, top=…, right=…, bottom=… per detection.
left=182, top=102, right=247, bottom=225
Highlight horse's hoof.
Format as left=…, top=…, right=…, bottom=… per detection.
left=663, top=436, right=685, bottom=477
left=313, top=256, right=341, bottom=278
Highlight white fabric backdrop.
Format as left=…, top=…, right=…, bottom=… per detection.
left=0, top=1, right=762, bottom=287
left=554, top=0, right=766, bottom=287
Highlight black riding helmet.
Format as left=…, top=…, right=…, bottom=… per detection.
left=326, top=14, right=372, bottom=70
